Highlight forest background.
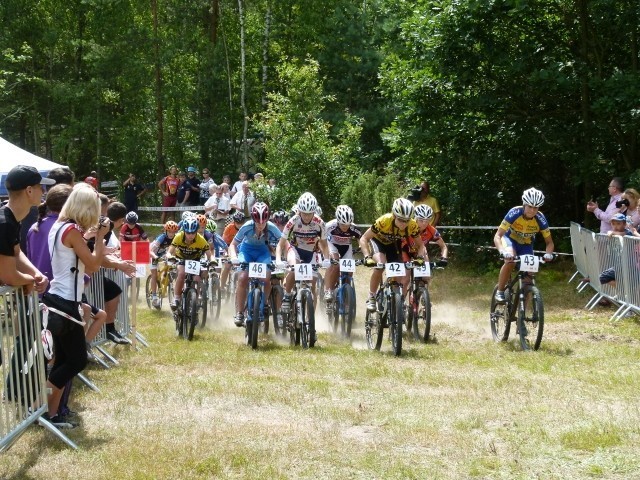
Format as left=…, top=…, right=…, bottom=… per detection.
left=1, top=0, right=638, bottom=237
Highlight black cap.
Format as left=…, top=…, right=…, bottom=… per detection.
left=5, top=165, right=57, bottom=191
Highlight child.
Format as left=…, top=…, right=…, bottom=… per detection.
left=149, top=221, right=179, bottom=307
left=119, top=211, right=149, bottom=242
left=607, top=213, right=634, bottom=237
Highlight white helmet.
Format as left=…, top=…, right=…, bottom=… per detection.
left=297, top=192, right=318, bottom=214
left=315, top=205, right=323, bottom=217
left=414, top=204, right=433, bottom=221
left=392, top=198, right=414, bottom=220
left=335, top=205, right=354, bottom=225
left=522, top=187, right=545, bottom=207
left=181, top=210, right=195, bottom=221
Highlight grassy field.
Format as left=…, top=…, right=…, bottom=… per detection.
left=2, top=261, right=639, bottom=479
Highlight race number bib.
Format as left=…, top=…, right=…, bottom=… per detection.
left=413, top=263, right=431, bottom=278
left=385, top=262, right=406, bottom=278
left=249, top=262, right=267, bottom=279
left=294, top=263, right=313, bottom=281
left=519, top=254, right=539, bottom=273
left=185, top=260, right=200, bottom=275
left=339, top=258, right=356, bottom=273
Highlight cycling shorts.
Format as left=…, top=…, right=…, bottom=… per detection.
left=500, top=236, right=534, bottom=257
left=370, top=238, right=402, bottom=263
left=238, top=244, right=272, bottom=265
left=328, top=242, right=354, bottom=259
left=290, top=245, right=315, bottom=264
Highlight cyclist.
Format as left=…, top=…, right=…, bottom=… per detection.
left=402, top=204, right=448, bottom=267
left=205, top=218, right=228, bottom=257
left=275, top=192, right=331, bottom=313
left=229, top=202, right=283, bottom=327
left=271, top=210, right=289, bottom=232
left=493, top=187, right=555, bottom=303
left=323, top=205, right=362, bottom=304
left=149, top=220, right=179, bottom=307
left=221, top=211, right=246, bottom=291
left=167, top=217, right=212, bottom=310
left=359, top=198, right=427, bottom=311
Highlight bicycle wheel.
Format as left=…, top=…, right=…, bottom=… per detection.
left=490, top=285, right=511, bottom=342
left=390, top=291, right=403, bottom=356
left=145, top=275, right=153, bottom=309
left=185, top=288, right=198, bottom=341
left=412, top=288, right=431, bottom=343
left=289, top=299, right=300, bottom=347
left=341, top=284, right=356, bottom=338
left=209, top=276, right=222, bottom=322
left=518, top=286, right=544, bottom=351
left=200, top=280, right=209, bottom=329
left=300, top=290, right=315, bottom=348
left=247, top=288, right=260, bottom=349
left=365, top=309, right=383, bottom=350
left=271, top=284, right=286, bottom=338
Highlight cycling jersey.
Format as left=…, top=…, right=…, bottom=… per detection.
left=151, top=232, right=174, bottom=257
left=171, top=230, right=210, bottom=259
left=222, top=223, right=240, bottom=246
left=370, top=213, right=420, bottom=245
left=282, top=214, right=327, bottom=252
left=326, top=219, right=361, bottom=257
left=403, top=225, right=441, bottom=254
left=233, top=220, right=283, bottom=248
left=499, top=206, right=551, bottom=245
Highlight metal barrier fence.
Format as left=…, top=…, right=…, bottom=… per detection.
left=0, top=287, right=76, bottom=451
left=569, top=223, right=640, bottom=321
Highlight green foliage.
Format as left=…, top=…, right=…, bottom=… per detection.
left=340, top=169, right=405, bottom=225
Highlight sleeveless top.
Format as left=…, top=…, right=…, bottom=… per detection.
left=48, top=221, right=86, bottom=301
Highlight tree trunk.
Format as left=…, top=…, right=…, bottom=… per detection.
left=261, top=2, right=271, bottom=110
left=152, top=0, right=165, bottom=173
left=238, top=0, right=248, bottom=171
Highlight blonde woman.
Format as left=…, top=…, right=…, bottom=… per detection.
left=620, top=188, right=640, bottom=229
left=43, top=183, right=109, bottom=428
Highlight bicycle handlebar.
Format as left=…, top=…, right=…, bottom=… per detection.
left=499, top=253, right=555, bottom=264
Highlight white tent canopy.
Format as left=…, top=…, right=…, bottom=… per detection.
left=0, top=136, right=66, bottom=196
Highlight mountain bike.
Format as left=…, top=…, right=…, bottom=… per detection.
left=236, top=262, right=274, bottom=349
left=269, top=266, right=287, bottom=339
left=205, top=258, right=224, bottom=325
left=171, top=258, right=208, bottom=341
left=145, top=258, right=175, bottom=309
left=284, top=263, right=317, bottom=349
left=364, top=262, right=409, bottom=356
left=326, top=258, right=362, bottom=338
left=490, top=254, right=547, bottom=351
left=405, top=260, right=447, bottom=343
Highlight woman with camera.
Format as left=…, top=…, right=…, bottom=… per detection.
left=618, top=188, right=640, bottom=229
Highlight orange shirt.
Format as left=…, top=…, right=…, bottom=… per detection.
left=222, top=223, right=240, bottom=246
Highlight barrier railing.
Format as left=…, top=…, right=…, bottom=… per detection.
left=0, top=287, right=76, bottom=451
left=569, top=225, right=640, bottom=321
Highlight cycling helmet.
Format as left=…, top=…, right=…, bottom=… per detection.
left=164, top=221, right=179, bottom=233
left=392, top=198, right=414, bottom=220
left=196, top=214, right=207, bottom=227
left=251, top=202, right=270, bottom=224
left=183, top=217, right=199, bottom=233
left=290, top=204, right=299, bottom=217
left=125, top=211, right=138, bottom=224
left=272, top=210, right=289, bottom=225
left=335, top=205, right=354, bottom=225
left=297, top=192, right=318, bottom=214
left=181, top=210, right=195, bottom=221
left=522, top=187, right=545, bottom=207
left=315, top=206, right=323, bottom=217
left=414, top=204, right=434, bottom=221
left=232, top=211, right=245, bottom=223
left=206, top=219, right=217, bottom=232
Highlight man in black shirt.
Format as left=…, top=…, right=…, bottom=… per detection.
left=0, top=165, right=55, bottom=292
left=122, top=173, right=145, bottom=213
left=184, top=166, right=201, bottom=207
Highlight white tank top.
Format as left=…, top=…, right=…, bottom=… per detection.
left=48, top=221, right=86, bottom=301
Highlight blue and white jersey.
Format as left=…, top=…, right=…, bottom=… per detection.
left=233, top=220, right=283, bottom=248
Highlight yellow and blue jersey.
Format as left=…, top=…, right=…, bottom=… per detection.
left=499, top=206, right=551, bottom=245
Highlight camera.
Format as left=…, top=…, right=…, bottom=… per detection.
left=99, top=215, right=114, bottom=231
left=408, top=185, right=423, bottom=201
left=615, top=198, right=630, bottom=208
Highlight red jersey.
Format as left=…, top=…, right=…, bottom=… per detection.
left=160, top=175, right=180, bottom=196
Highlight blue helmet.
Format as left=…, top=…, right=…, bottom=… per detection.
left=183, top=218, right=199, bottom=233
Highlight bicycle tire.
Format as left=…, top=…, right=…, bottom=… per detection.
left=185, top=288, right=198, bottom=341
left=271, top=284, right=286, bottom=338
left=365, top=309, right=383, bottom=350
left=209, top=276, right=222, bottom=322
left=413, top=287, right=431, bottom=343
left=145, top=275, right=153, bottom=309
left=247, top=287, right=260, bottom=349
left=390, top=291, right=403, bottom=356
left=519, top=286, right=544, bottom=351
left=168, top=276, right=175, bottom=305
left=490, top=285, right=511, bottom=342
left=200, top=280, right=209, bottom=329
left=300, top=290, right=309, bottom=348
left=342, top=284, right=356, bottom=338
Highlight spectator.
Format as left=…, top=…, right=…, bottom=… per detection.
left=586, top=177, right=624, bottom=233
left=122, top=173, right=145, bottom=214
left=47, top=167, right=75, bottom=186
left=90, top=170, right=99, bottom=190
left=176, top=171, right=190, bottom=206
left=205, top=183, right=231, bottom=233
left=84, top=176, right=98, bottom=190
left=598, top=212, right=640, bottom=288
left=230, top=172, right=247, bottom=196
left=43, top=183, right=106, bottom=427
left=413, top=181, right=441, bottom=226
left=184, top=166, right=201, bottom=207
left=253, top=172, right=265, bottom=184
left=198, top=168, right=215, bottom=206
left=230, top=180, right=255, bottom=220
left=119, top=211, right=149, bottom=242
left=618, top=188, right=640, bottom=229
left=222, top=174, right=232, bottom=187
left=0, top=166, right=54, bottom=292
left=267, top=178, right=277, bottom=190
left=158, top=165, right=180, bottom=224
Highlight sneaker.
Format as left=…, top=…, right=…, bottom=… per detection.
left=42, top=413, right=75, bottom=430
left=366, top=296, right=376, bottom=312
left=170, top=300, right=179, bottom=311
left=233, top=313, right=245, bottom=327
left=494, top=290, right=506, bottom=304
left=281, top=294, right=292, bottom=314
left=152, top=295, right=161, bottom=308
left=107, top=330, right=131, bottom=345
